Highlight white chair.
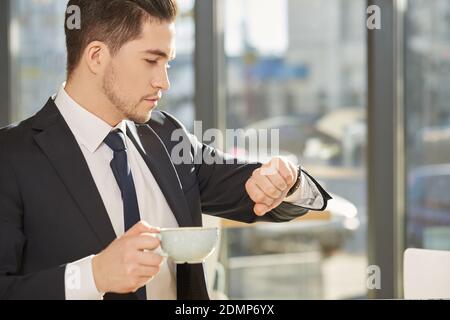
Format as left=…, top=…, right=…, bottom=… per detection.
left=404, top=248, right=450, bottom=299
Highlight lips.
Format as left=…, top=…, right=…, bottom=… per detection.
left=144, top=95, right=161, bottom=102
left=143, top=97, right=159, bottom=108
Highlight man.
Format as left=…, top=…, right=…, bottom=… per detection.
left=0, top=0, right=331, bottom=300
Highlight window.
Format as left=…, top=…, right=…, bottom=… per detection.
left=405, top=0, right=450, bottom=252
left=221, top=0, right=368, bottom=299
left=160, top=0, right=196, bottom=130
left=9, top=0, right=196, bottom=126
left=9, top=0, right=67, bottom=122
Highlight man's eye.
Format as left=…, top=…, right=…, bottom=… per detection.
left=145, top=60, right=171, bottom=69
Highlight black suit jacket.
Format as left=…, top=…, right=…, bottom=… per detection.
left=0, top=98, right=331, bottom=300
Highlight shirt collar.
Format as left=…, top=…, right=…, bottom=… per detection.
left=54, top=83, right=131, bottom=153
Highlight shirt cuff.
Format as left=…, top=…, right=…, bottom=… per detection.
left=65, top=255, right=104, bottom=300
left=284, top=171, right=325, bottom=210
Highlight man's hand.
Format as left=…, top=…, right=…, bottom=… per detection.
left=245, top=157, right=298, bottom=216
left=92, top=221, right=164, bottom=295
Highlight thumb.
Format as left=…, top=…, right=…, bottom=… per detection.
left=254, top=204, right=271, bottom=216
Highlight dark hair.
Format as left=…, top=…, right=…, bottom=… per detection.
left=65, top=0, right=178, bottom=77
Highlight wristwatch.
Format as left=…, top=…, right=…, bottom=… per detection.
left=286, top=165, right=302, bottom=197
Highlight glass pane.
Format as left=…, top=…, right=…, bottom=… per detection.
left=221, top=0, right=368, bottom=299
left=405, top=0, right=450, bottom=251
left=9, top=0, right=67, bottom=122
left=9, top=0, right=196, bottom=126
left=160, top=0, right=196, bottom=130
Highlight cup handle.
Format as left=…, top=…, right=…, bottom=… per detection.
left=153, top=234, right=162, bottom=241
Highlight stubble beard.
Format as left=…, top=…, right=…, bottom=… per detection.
left=102, top=63, right=151, bottom=124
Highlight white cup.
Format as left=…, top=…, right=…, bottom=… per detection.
left=155, top=227, right=220, bottom=264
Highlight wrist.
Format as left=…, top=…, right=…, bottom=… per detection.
left=286, top=165, right=302, bottom=197
left=92, top=254, right=107, bottom=294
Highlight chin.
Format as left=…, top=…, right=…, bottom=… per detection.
left=130, top=110, right=153, bottom=124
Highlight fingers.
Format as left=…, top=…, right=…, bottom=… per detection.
left=246, top=178, right=276, bottom=207
left=285, top=161, right=299, bottom=186
left=137, top=251, right=164, bottom=268
left=130, top=275, right=158, bottom=293
left=263, top=158, right=296, bottom=187
left=246, top=178, right=279, bottom=216
left=252, top=170, right=284, bottom=199
left=135, top=265, right=161, bottom=278
left=247, top=166, right=291, bottom=202
left=246, top=157, right=299, bottom=217
left=131, top=233, right=161, bottom=251
left=265, top=168, right=288, bottom=191
left=125, top=221, right=159, bottom=237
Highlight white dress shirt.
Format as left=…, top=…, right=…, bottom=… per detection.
left=54, top=85, right=325, bottom=300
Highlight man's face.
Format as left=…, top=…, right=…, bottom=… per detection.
left=102, top=19, right=176, bottom=124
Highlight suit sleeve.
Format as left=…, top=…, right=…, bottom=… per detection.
left=162, top=112, right=330, bottom=224
left=0, top=140, right=66, bottom=300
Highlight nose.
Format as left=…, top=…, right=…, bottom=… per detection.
left=152, top=66, right=171, bottom=92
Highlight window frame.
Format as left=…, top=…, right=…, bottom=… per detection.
left=367, top=0, right=406, bottom=299
left=0, top=0, right=10, bottom=127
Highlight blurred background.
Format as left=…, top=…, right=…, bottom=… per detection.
left=0, top=0, right=449, bottom=299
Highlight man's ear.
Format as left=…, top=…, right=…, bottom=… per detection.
left=83, top=41, right=110, bottom=75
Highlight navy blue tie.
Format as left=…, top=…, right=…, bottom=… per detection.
left=104, top=130, right=147, bottom=300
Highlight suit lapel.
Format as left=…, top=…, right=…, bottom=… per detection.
left=127, top=124, right=195, bottom=227
left=32, top=99, right=117, bottom=248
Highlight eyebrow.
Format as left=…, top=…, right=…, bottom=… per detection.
left=142, top=49, right=176, bottom=61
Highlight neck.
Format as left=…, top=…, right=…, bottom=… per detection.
left=64, top=77, right=124, bottom=127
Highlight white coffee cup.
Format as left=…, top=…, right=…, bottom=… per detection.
left=155, top=227, right=220, bottom=264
